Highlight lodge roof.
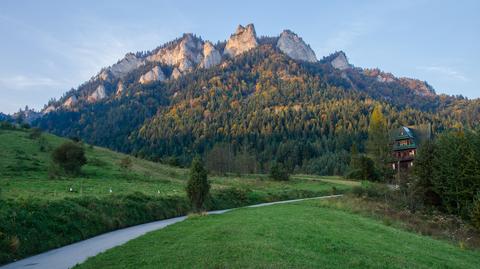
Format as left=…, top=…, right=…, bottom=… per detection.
left=393, top=126, right=415, bottom=140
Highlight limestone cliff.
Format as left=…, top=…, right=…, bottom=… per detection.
left=201, top=41, right=222, bottom=68
left=139, top=66, right=166, bottom=84
left=330, top=51, right=350, bottom=70
left=88, top=85, right=107, bottom=102
left=148, top=34, right=204, bottom=73
left=224, top=24, right=258, bottom=58
left=277, top=30, right=317, bottom=62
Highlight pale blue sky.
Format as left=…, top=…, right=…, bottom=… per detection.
left=0, top=0, right=478, bottom=114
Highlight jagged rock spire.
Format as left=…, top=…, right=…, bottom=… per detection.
left=224, top=23, right=258, bottom=57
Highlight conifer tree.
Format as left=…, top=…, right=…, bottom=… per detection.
left=186, top=157, right=210, bottom=212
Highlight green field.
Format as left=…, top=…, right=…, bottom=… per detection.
left=0, top=127, right=352, bottom=264
left=0, top=128, right=349, bottom=201
left=76, top=199, right=480, bottom=269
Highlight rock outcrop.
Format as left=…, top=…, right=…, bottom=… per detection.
left=364, top=69, right=396, bottom=83
left=398, top=78, right=436, bottom=97
left=108, top=53, right=144, bottom=78
left=363, top=68, right=436, bottom=97
left=98, top=70, right=112, bottom=81
left=116, top=81, right=124, bottom=95
left=224, top=24, right=258, bottom=58
left=201, top=41, right=222, bottom=68
left=277, top=30, right=317, bottom=62
left=88, top=85, right=107, bottom=102
left=330, top=51, right=350, bottom=70
left=139, top=66, right=166, bottom=84
left=171, top=68, right=182, bottom=79
left=148, top=34, right=204, bottom=73
left=42, top=105, right=56, bottom=114
left=63, top=95, right=77, bottom=108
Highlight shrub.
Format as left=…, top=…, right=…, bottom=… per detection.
left=345, top=155, right=378, bottom=181
left=119, top=157, right=133, bottom=170
left=28, top=128, right=42, bottom=139
left=51, top=142, right=87, bottom=175
left=163, top=156, right=181, bottom=167
left=186, top=157, right=210, bottom=212
left=269, top=162, right=290, bottom=181
left=0, top=121, right=15, bottom=130
left=350, top=182, right=390, bottom=200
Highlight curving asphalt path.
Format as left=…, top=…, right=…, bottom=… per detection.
left=1, top=194, right=342, bottom=269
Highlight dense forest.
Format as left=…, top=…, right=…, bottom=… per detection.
left=35, top=45, right=480, bottom=174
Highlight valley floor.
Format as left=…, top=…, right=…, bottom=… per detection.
left=75, top=198, right=480, bottom=269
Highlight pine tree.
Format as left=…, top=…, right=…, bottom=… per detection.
left=412, top=140, right=440, bottom=205
left=186, top=157, right=210, bottom=212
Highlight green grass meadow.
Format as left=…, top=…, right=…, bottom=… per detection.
left=75, top=199, right=480, bottom=269
left=0, top=127, right=349, bottom=264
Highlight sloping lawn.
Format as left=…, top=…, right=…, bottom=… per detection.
left=75, top=199, right=480, bottom=269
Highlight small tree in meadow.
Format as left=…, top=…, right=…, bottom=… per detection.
left=269, top=162, right=290, bottom=181
left=186, top=157, right=210, bottom=212
left=51, top=141, right=87, bottom=175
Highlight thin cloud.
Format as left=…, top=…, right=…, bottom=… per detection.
left=417, top=66, right=469, bottom=82
left=0, top=75, right=68, bottom=89
left=316, top=21, right=373, bottom=57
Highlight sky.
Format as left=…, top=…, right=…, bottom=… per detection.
left=0, top=0, right=478, bottom=114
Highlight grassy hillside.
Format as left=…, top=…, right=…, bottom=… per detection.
left=0, top=128, right=351, bottom=201
left=0, top=126, right=352, bottom=264
left=76, top=199, right=480, bottom=269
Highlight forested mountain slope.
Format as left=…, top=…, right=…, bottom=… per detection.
left=34, top=24, right=480, bottom=173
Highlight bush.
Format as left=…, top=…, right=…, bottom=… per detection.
left=269, top=162, right=290, bottom=181
left=345, top=155, right=378, bottom=181
left=28, top=128, right=42, bottom=139
left=350, top=181, right=390, bottom=200
left=0, top=194, right=189, bottom=265
left=0, top=121, right=15, bottom=130
left=119, top=157, right=133, bottom=170
left=162, top=156, right=181, bottom=167
left=51, top=142, right=87, bottom=175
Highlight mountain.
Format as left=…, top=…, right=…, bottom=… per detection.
left=34, top=23, right=479, bottom=173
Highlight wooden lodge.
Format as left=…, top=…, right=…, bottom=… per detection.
left=391, top=126, right=417, bottom=171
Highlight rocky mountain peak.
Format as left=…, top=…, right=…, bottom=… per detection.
left=224, top=23, right=258, bottom=58
left=277, top=30, right=317, bottom=62
left=148, top=33, right=204, bottom=73
left=330, top=51, right=350, bottom=70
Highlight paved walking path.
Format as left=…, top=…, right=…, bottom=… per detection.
left=1, top=194, right=342, bottom=269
